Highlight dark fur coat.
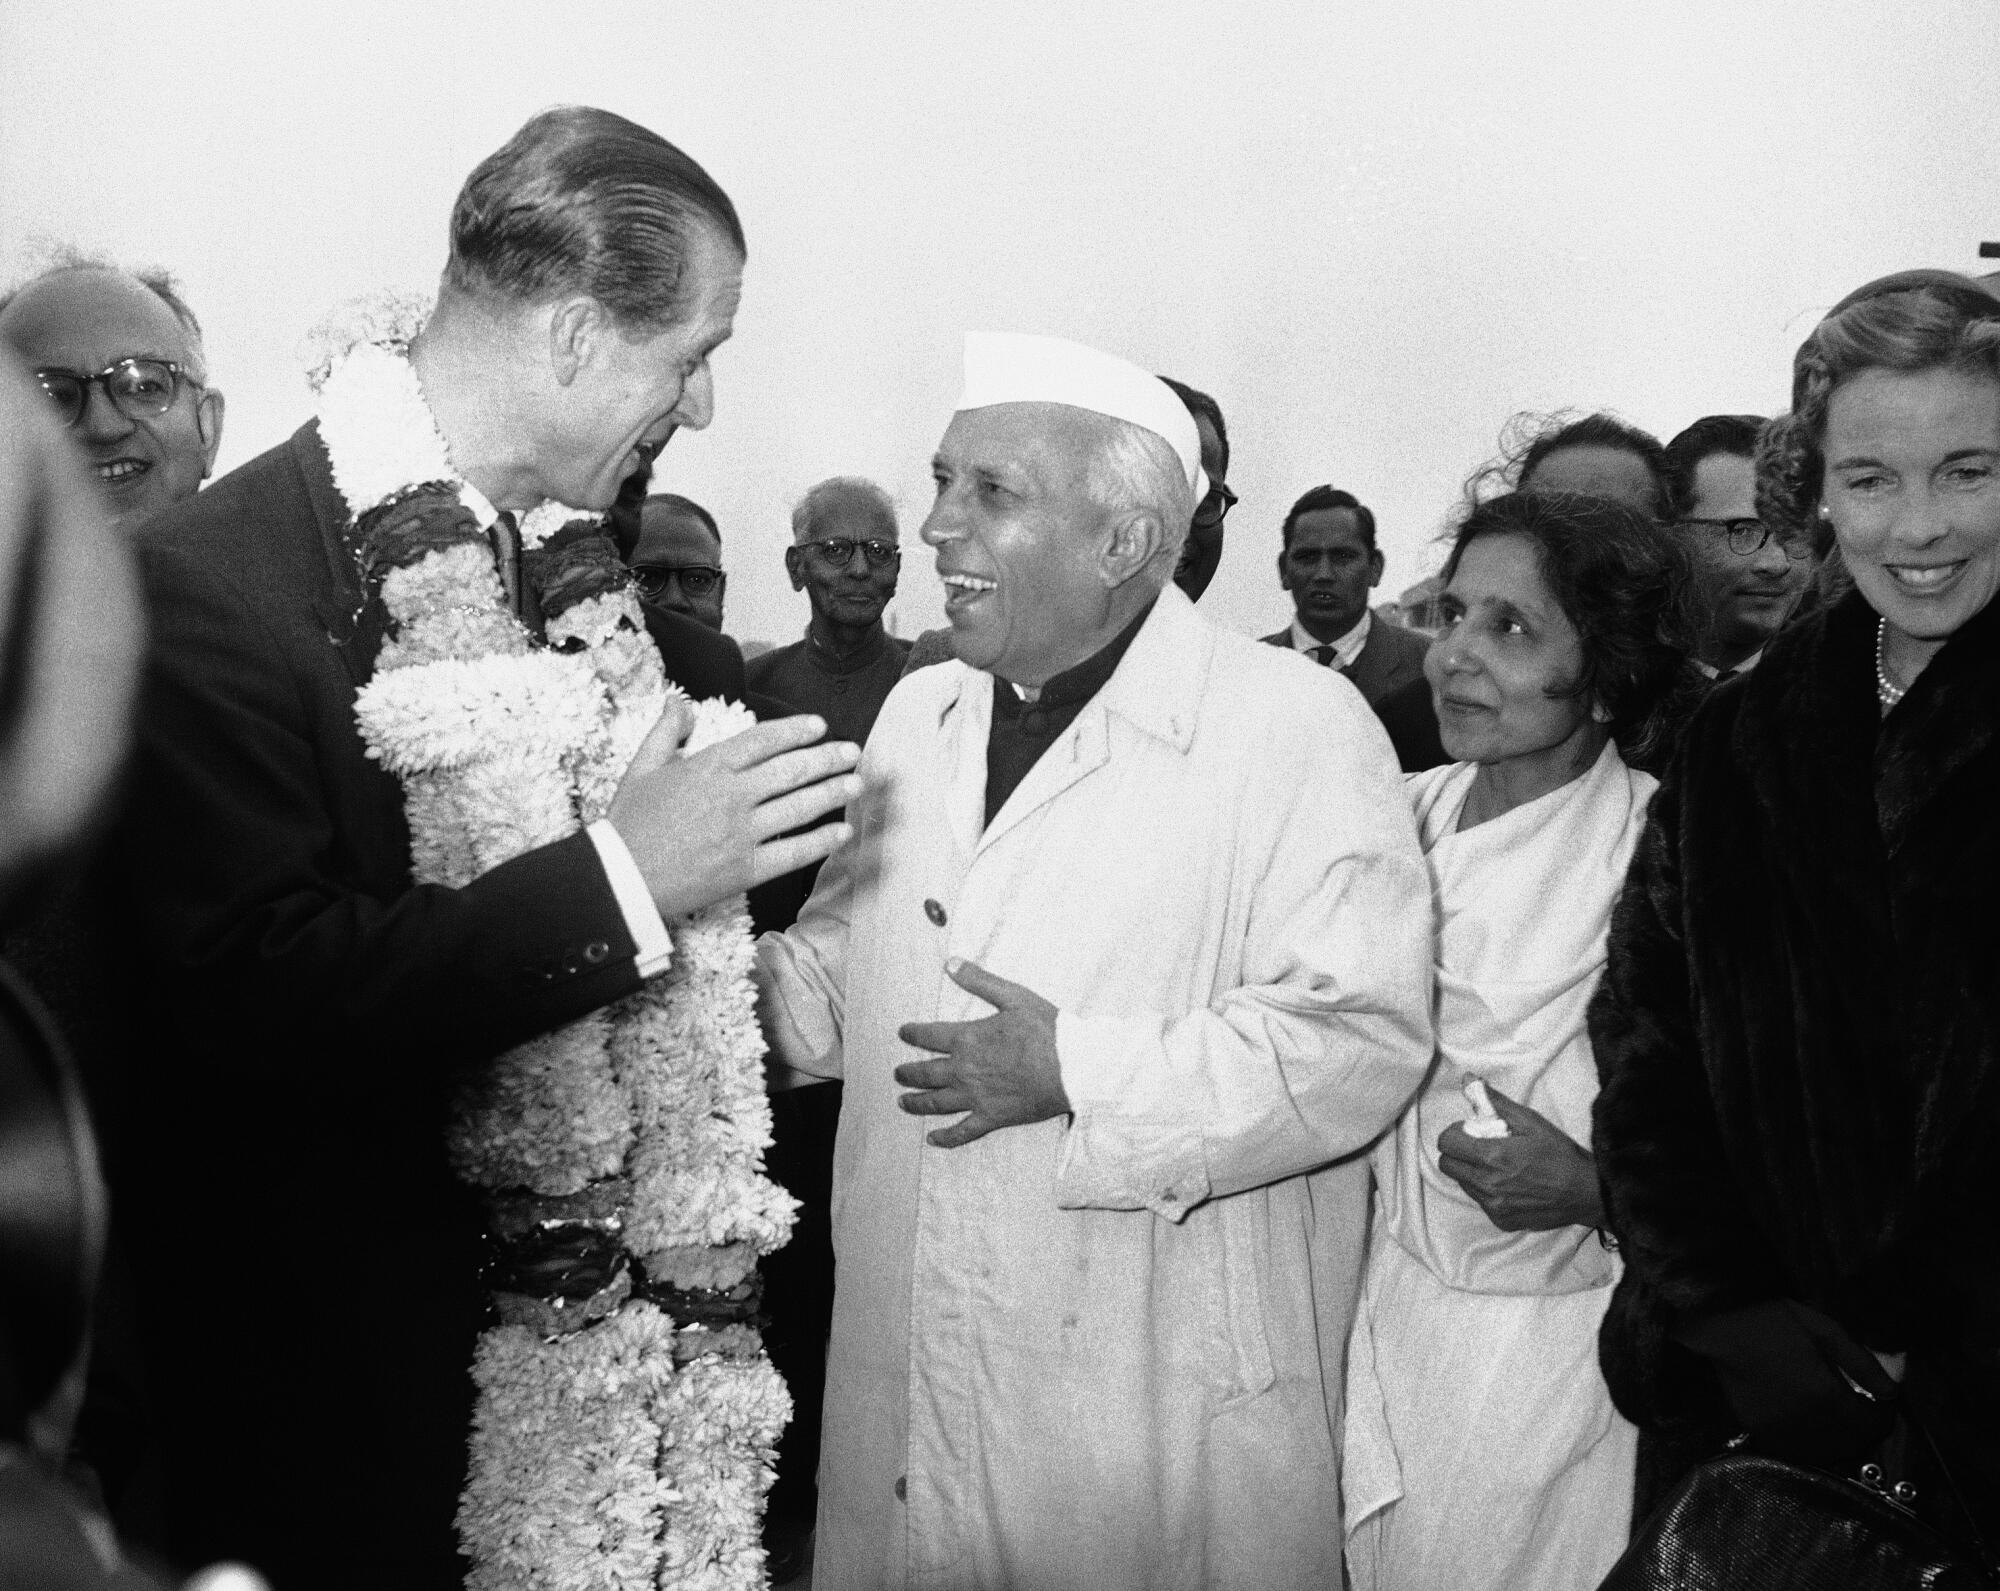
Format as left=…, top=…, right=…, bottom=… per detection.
left=1589, top=586, right=2000, bottom=1544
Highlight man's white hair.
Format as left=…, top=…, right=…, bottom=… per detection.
left=1082, top=413, right=1195, bottom=580
left=791, top=475, right=898, bottom=542
left=0, top=242, right=210, bottom=382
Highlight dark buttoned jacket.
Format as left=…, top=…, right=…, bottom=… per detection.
left=1258, top=613, right=1429, bottom=705
left=1260, top=617, right=1445, bottom=770
left=114, top=422, right=731, bottom=1586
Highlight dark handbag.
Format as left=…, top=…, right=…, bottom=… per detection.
left=1597, top=1450, right=1996, bottom=1590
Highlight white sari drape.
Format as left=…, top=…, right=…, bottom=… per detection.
left=1344, top=741, right=1654, bottom=1591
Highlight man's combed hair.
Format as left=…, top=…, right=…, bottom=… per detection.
left=645, top=491, right=720, bottom=543
left=1662, top=414, right=1766, bottom=522
left=1441, top=490, right=1700, bottom=768
left=792, top=477, right=896, bottom=542
left=445, top=106, right=744, bottom=332
left=1757, top=270, right=2000, bottom=553
left=1281, top=485, right=1377, bottom=552
left=1469, top=411, right=1672, bottom=520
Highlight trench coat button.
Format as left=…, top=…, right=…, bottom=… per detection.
left=581, top=940, right=610, bottom=965
left=923, top=898, right=947, bottom=927
left=894, top=1474, right=908, bottom=1502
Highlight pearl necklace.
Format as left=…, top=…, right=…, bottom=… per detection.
left=1876, top=616, right=1907, bottom=709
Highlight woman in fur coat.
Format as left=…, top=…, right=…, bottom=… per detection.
left=1590, top=269, right=2000, bottom=1567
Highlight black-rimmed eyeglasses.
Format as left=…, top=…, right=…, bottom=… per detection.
left=631, top=563, right=724, bottom=600
left=1677, top=517, right=1811, bottom=561
left=801, top=538, right=900, bottom=570
left=1192, top=480, right=1239, bottom=531
left=35, top=358, right=204, bottom=428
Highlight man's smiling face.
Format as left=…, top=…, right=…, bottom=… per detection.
left=0, top=268, right=222, bottom=531
left=921, top=402, right=1118, bottom=687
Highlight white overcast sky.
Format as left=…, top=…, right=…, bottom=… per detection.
left=4, top=0, right=1997, bottom=645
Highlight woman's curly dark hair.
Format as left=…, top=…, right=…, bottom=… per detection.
left=1441, top=490, right=1702, bottom=770
left=1465, top=411, right=1673, bottom=520
left=1757, top=269, right=2000, bottom=553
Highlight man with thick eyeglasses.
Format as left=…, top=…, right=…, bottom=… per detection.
left=748, top=476, right=910, bottom=751
left=1664, top=414, right=1812, bottom=676
left=631, top=489, right=730, bottom=632
left=0, top=260, right=225, bottom=532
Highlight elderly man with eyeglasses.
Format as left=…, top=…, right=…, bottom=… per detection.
left=0, top=258, right=225, bottom=532
left=1664, top=414, right=1814, bottom=677
left=748, top=476, right=910, bottom=749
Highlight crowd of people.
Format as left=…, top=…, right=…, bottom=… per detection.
left=0, top=103, right=1995, bottom=1591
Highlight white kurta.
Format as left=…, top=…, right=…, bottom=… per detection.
left=757, top=586, right=1434, bottom=1591
left=1343, top=741, right=1654, bottom=1591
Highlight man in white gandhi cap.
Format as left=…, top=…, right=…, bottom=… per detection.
left=756, top=332, right=1434, bottom=1588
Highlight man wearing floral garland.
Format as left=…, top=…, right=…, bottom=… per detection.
left=757, top=332, right=1435, bottom=1590
left=109, top=109, right=861, bottom=1587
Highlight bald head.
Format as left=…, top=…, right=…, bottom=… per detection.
left=0, top=267, right=224, bottom=531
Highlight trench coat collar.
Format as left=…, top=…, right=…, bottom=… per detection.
left=932, top=581, right=1213, bottom=858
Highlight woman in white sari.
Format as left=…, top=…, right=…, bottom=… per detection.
left=1344, top=489, right=1698, bottom=1590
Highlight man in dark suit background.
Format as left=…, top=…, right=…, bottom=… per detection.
left=111, top=108, right=861, bottom=1588
left=1261, top=485, right=1443, bottom=767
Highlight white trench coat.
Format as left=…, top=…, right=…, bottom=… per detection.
left=757, top=587, right=1434, bottom=1591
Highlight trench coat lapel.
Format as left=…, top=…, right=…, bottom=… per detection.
left=935, top=664, right=994, bottom=864
left=976, top=701, right=1113, bottom=857
left=973, top=587, right=1209, bottom=859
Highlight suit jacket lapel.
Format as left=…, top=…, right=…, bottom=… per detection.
left=296, top=419, right=389, bottom=689
left=1345, top=624, right=1386, bottom=698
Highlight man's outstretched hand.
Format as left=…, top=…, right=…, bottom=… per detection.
left=895, top=958, right=1069, bottom=1148
left=607, top=699, right=861, bottom=919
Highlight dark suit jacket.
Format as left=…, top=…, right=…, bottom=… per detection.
left=114, top=423, right=669, bottom=1585
left=1260, top=617, right=1446, bottom=770
left=1259, top=614, right=1428, bottom=704
left=641, top=602, right=747, bottom=703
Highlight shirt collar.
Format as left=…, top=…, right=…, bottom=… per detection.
left=1696, top=647, right=1763, bottom=680
left=457, top=479, right=501, bottom=531
left=805, top=621, right=891, bottom=676
left=996, top=599, right=1154, bottom=717
left=1290, top=608, right=1371, bottom=666
left=937, top=582, right=1212, bottom=754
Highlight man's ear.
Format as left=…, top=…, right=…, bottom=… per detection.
left=783, top=545, right=807, bottom=592
left=195, top=389, right=226, bottom=478
left=547, top=298, right=603, bottom=387
left=1100, top=507, right=1164, bottom=590
left=1277, top=546, right=1295, bottom=592
left=1367, top=547, right=1385, bottom=588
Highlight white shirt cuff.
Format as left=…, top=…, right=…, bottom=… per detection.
left=586, top=819, right=673, bottom=979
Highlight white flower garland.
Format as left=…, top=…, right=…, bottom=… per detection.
left=315, top=296, right=794, bottom=1590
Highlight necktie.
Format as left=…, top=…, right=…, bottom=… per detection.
left=1308, top=643, right=1343, bottom=670
left=490, top=510, right=522, bottom=616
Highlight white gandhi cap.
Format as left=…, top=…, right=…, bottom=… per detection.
left=954, top=332, right=1208, bottom=504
